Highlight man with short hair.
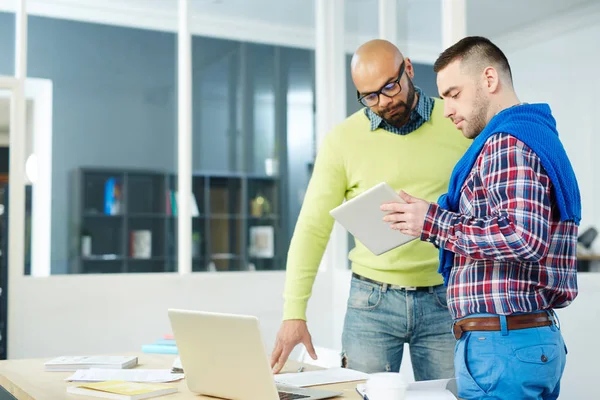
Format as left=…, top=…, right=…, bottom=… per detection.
left=382, top=36, right=580, bottom=399
left=270, top=39, right=471, bottom=380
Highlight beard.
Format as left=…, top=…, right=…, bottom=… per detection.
left=381, top=78, right=416, bottom=127
left=462, top=88, right=490, bottom=139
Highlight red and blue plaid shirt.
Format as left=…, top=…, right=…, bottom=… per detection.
left=422, top=133, right=578, bottom=319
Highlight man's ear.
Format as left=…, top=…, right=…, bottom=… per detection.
left=405, top=57, right=415, bottom=79
left=483, top=66, right=500, bottom=93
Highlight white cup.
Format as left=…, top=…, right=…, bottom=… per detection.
left=365, top=372, right=408, bottom=400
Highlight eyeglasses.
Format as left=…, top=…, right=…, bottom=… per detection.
left=357, top=61, right=405, bottom=107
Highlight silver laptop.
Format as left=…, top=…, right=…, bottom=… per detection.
left=168, top=309, right=342, bottom=400
left=330, top=182, right=417, bottom=255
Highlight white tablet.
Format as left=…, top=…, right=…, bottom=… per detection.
left=330, top=182, right=417, bottom=255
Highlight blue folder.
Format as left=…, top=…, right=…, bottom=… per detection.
left=141, top=344, right=179, bottom=354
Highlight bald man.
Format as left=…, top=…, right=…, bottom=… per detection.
left=270, top=39, right=470, bottom=378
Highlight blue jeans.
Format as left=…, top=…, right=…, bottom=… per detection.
left=454, top=312, right=567, bottom=399
left=341, top=275, right=455, bottom=380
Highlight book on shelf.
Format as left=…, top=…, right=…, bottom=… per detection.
left=130, top=230, right=152, bottom=259
left=249, top=226, right=274, bottom=258
left=67, top=380, right=177, bottom=400
left=165, top=190, right=199, bottom=217
left=104, top=177, right=122, bottom=216
left=45, top=356, right=138, bottom=372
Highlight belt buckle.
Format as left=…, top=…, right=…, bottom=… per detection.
left=403, top=286, right=418, bottom=291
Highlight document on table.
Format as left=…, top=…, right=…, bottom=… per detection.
left=171, top=357, right=183, bottom=373
left=274, top=367, right=369, bottom=387
left=65, top=368, right=185, bottom=383
left=356, top=378, right=457, bottom=400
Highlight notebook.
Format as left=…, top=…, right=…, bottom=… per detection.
left=44, top=356, right=138, bottom=372
left=329, top=182, right=417, bottom=255
left=67, top=380, right=177, bottom=400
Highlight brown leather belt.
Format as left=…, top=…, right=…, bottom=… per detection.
left=453, top=313, right=554, bottom=340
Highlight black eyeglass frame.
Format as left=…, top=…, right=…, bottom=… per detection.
left=356, top=61, right=406, bottom=107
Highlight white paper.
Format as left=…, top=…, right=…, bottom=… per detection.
left=409, top=378, right=454, bottom=391
left=274, top=367, right=369, bottom=388
left=171, top=357, right=183, bottom=373
left=65, top=368, right=184, bottom=383
left=406, top=392, right=456, bottom=400
left=356, top=379, right=457, bottom=400
left=45, top=356, right=136, bottom=367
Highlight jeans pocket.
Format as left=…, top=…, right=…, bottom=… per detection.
left=431, top=285, right=449, bottom=309
left=347, top=279, right=382, bottom=311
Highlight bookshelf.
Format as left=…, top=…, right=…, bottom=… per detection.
left=70, top=168, right=284, bottom=274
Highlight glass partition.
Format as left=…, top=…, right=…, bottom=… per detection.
left=24, top=16, right=178, bottom=274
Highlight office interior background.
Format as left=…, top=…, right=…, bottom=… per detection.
left=0, top=0, right=599, bottom=398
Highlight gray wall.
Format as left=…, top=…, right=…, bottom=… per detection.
left=0, top=13, right=15, bottom=75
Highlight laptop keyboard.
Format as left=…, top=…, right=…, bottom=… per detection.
left=278, top=392, right=310, bottom=400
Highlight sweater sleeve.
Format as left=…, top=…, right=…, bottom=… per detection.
left=282, top=131, right=347, bottom=321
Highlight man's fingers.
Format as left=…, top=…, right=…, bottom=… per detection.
left=381, top=202, right=402, bottom=212
left=384, top=212, right=406, bottom=223
left=270, top=342, right=282, bottom=369
left=398, top=190, right=415, bottom=203
left=273, top=346, right=293, bottom=374
left=392, top=221, right=417, bottom=236
left=303, top=337, right=318, bottom=360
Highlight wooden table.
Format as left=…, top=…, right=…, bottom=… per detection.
left=0, top=353, right=364, bottom=399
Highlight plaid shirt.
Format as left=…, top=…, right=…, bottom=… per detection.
left=422, top=133, right=579, bottom=319
left=364, top=87, right=434, bottom=135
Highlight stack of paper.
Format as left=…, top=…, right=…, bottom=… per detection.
left=44, top=356, right=138, bottom=372
left=356, top=378, right=457, bottom=400
left=65, top=368, right=184, bottom=383
left=67, top=380, right=177, bottom=400
left=274, top=367, right=369, bottom=387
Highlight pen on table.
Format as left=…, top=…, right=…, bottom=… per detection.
left=297, top=366, right=304, bottom=372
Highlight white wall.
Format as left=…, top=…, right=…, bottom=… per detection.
left=9, top=271, right=337, bottom=359
left=507, top=24, right=600, bottom=241
left=504, top=23, right=600, bottom=399
left=555, top=275, right=600, bottom=399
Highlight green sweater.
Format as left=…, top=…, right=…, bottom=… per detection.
left=283, top=99, right=471, bottom=320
